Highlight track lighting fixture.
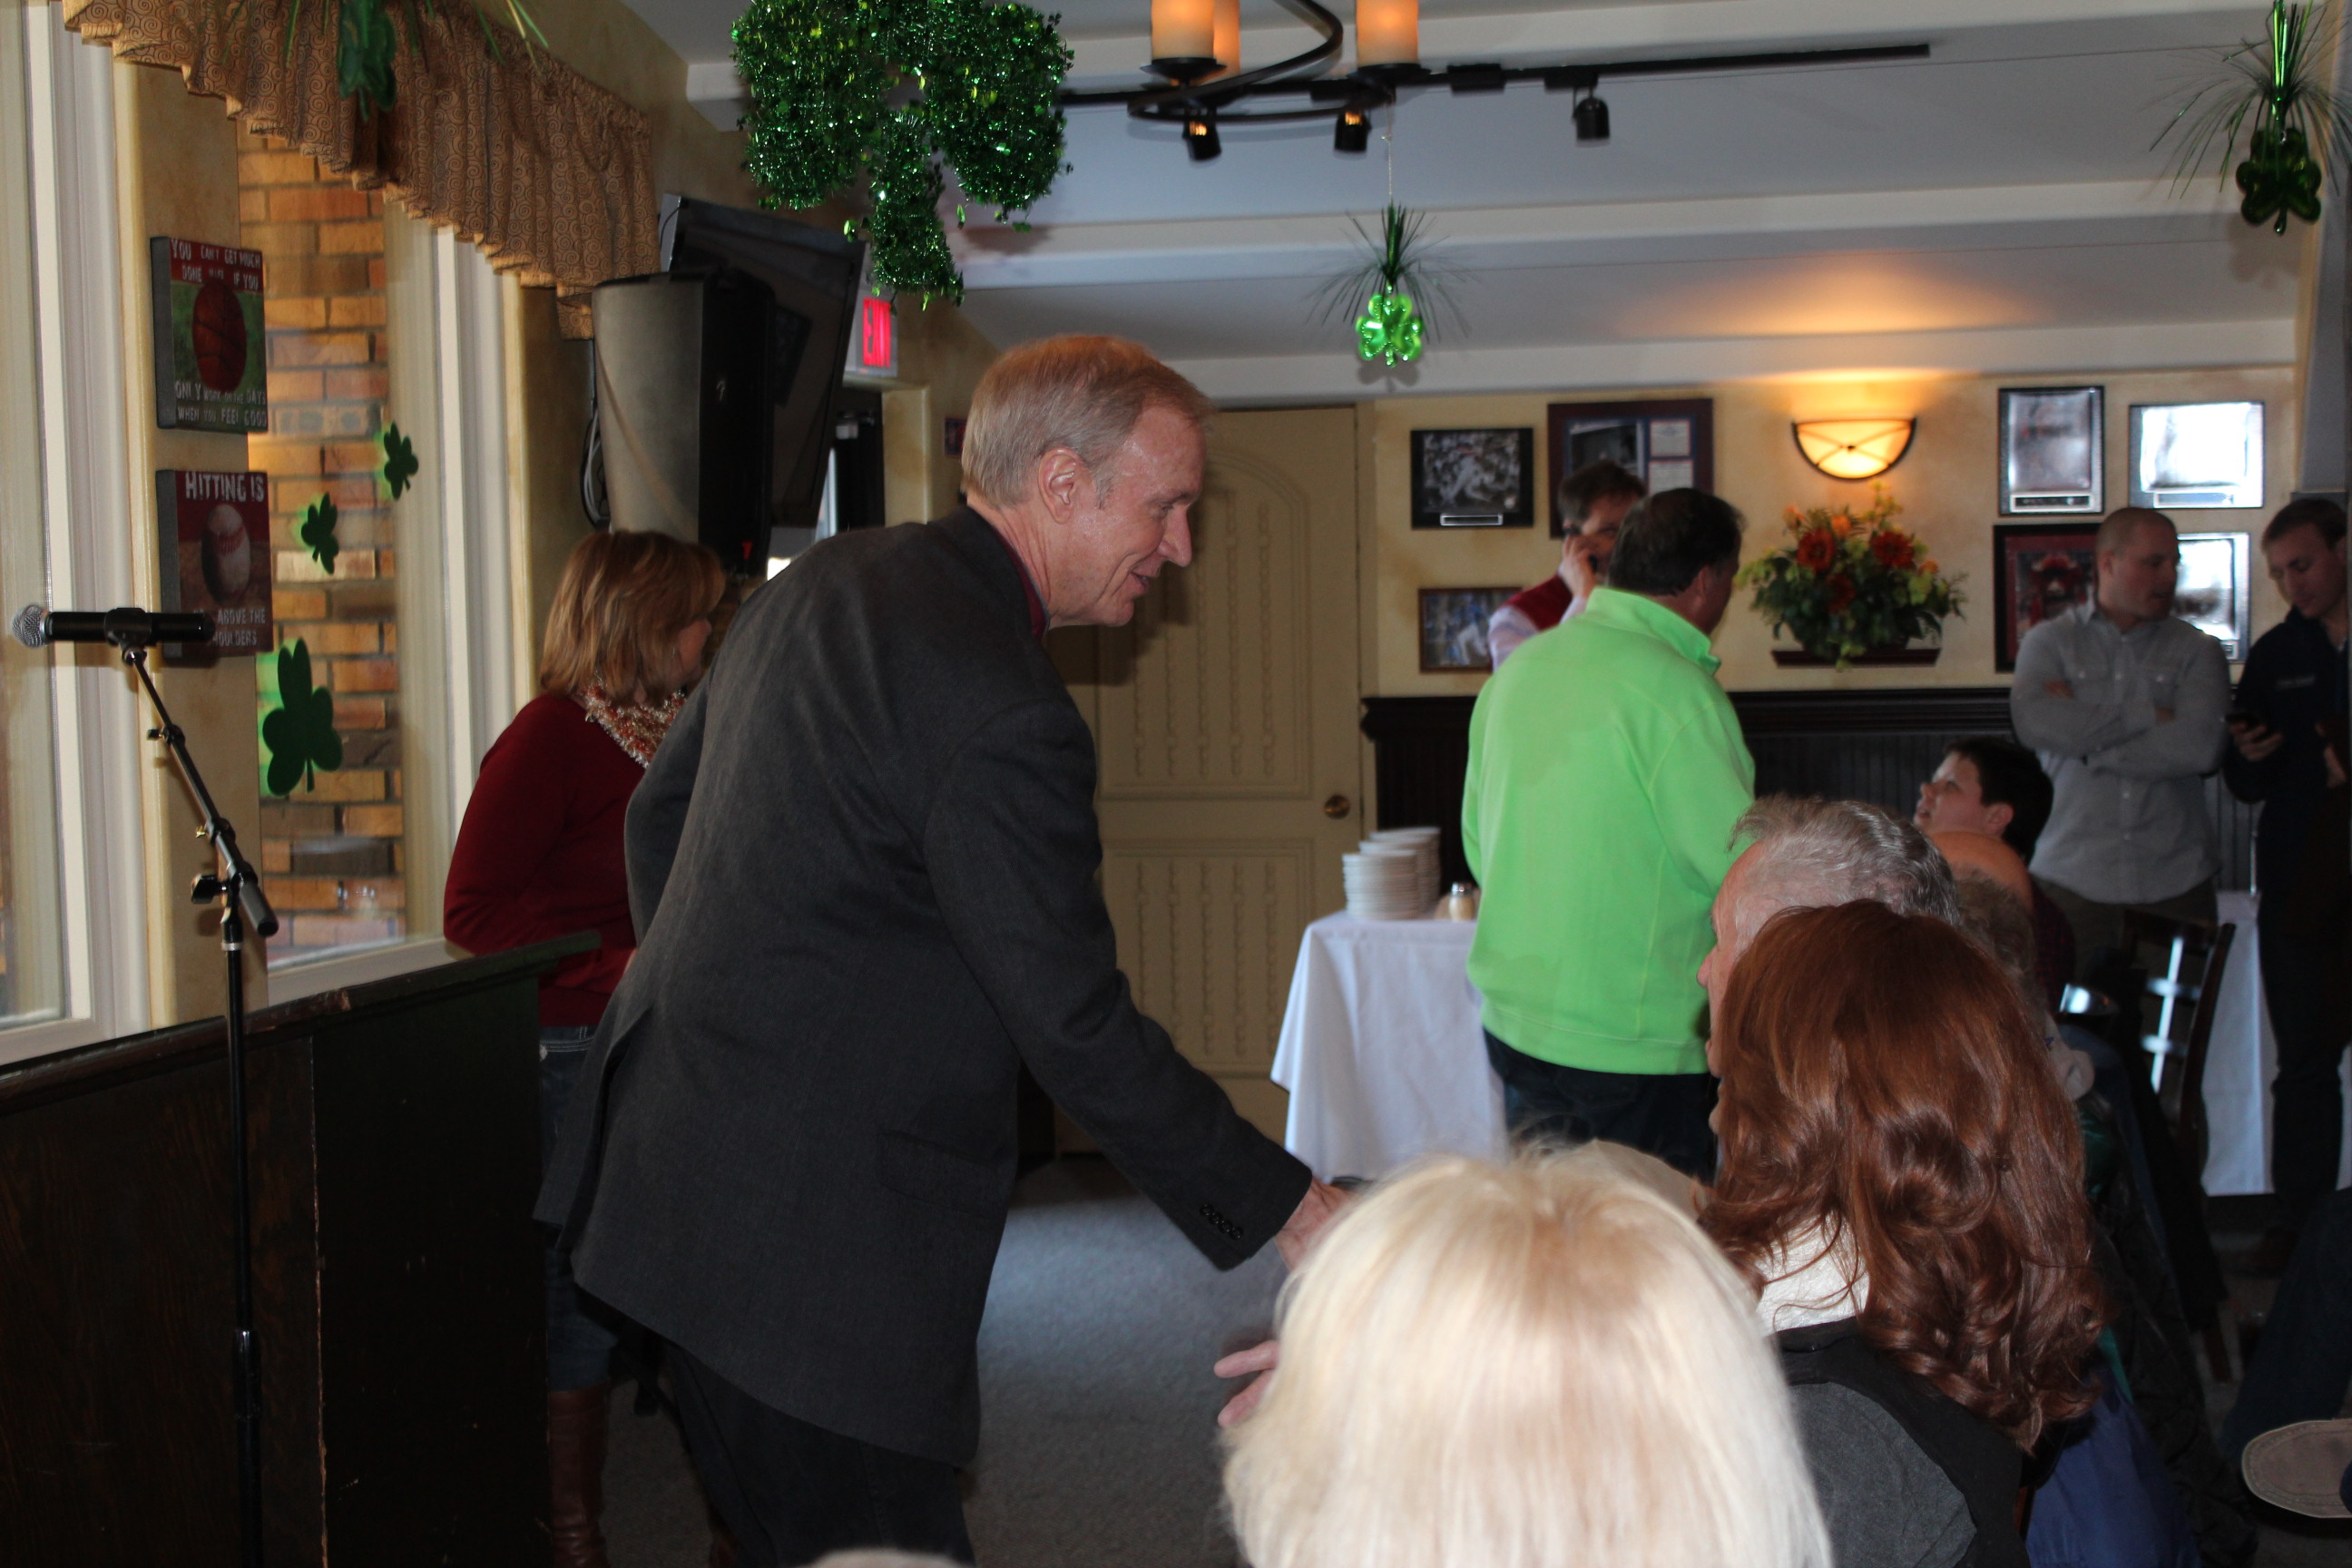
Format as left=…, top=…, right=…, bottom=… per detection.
left=1572, top=91, right=1610, bottom=142
left=1059, top=5, right=1930, bottom=169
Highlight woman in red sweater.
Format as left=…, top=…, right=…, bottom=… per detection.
left=446, top=528, right=723, bottom=1568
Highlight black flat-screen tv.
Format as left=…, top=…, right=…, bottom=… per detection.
left=657, top=196, right=864, bottom=565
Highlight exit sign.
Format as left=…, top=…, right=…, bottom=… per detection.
left=853, top=296, right=896, bottom=377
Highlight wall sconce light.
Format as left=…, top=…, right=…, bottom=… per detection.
left=1183, top=112, right=1222, bottom=161
left=1793, top=417, right=1916, bottom=480
left=1356, top=0, right=1419, bottom=67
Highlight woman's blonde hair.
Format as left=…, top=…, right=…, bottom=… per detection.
left=958, top=335, right=1216, bottom=505
left=538, top=529, right=725, bottom=701
left=1224, top=1149, right=1830, bottom=1568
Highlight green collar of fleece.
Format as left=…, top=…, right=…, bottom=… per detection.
left=1579, top=586, right=1722, bottom=676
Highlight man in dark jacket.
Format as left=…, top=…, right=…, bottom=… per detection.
left=2225, top=495, right=2349, bottom=1272
left=537, top=336, right=1340, bottom=1564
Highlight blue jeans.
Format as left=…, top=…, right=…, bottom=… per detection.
left=2220, top=1188, right=2352, bottom=1460
left=542, top=1025, right=621, bottom=1391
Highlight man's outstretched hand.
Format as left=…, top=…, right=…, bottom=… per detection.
left=1215, top=1179, right=1348, bottom=1429
left=1276, top=1177, right=1348, bottom=1269
left=1214, top=1338, right=1280, bottom=1427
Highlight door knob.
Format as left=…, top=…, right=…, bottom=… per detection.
left=1323, top=794, right=1352, bottom=819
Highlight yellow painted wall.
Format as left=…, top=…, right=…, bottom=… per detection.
left=1364, top=365, right=2298, bottom=697
left=876, top=300, right=1000, bottom=526
left=113, top=63, right=270, bottom=1018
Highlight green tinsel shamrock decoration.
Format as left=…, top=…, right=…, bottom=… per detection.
left=2239, top=123, right=2324, bottom=231
left=732, top=0, right=1073, bottom=301
left=1313, top=204, right=1459, bottom=367
left=382, top=422, right=417, bottom=501
left=300, top=494, right=340, bottom=575
left=262, top=639, right=343, bottom=798
left=1357, top=289, right=1424, bottom=367
left=2160, top=1, right=2350, bottom=235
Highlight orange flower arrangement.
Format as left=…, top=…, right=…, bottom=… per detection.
left=1737, top=486, right=1963, bottom=668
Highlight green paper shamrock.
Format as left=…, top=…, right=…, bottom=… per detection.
left=1356, top=289, right=1424, bottom=367
left=2237, top=123, right=2323, bottom=233
left=299, top=494, right=340, bottom=575
left=382, top=422, right=417, bottom=501
left=262, top=639, right=343, bottom=798
left=733, top=0, right=1073, bottom=301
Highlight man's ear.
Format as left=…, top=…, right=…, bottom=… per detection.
left=1036, top=447, right=1085, bottom=524
left=1982, top=799, right=2014, bottom=836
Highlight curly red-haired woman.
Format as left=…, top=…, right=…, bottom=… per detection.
left=1705, top=901, right=2106, bottom=1568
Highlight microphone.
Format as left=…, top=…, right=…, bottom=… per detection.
left=13, top=604, right=213, bottom=649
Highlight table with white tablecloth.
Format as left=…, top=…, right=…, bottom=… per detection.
left=1271, top=893, right=2350, bottom=1197
left=1268, top=912, right=1506, bottom=1182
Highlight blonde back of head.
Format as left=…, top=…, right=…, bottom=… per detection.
left=1223, top=1149, right=1830, bottom=1568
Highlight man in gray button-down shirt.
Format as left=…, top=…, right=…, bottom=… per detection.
left=2010, top=507, right=2230, bottom=972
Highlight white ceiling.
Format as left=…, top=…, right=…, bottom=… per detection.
left=620, top=0, right=2315, bottom=399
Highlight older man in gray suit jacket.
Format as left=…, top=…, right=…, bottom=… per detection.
left=537, top=336, right=1343, bottom=1566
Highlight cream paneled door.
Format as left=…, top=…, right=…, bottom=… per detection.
left=1062, top=407, right=1363, bottom=1140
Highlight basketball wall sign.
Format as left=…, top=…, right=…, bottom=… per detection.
left=149, top=237, right=268, bottom=434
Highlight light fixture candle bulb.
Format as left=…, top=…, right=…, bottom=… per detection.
left=1209, top=0, right=1240, bottom=77
left=1355, top=0, right=1418, bottom=67
left=1152, top=0, right=1216, bottom=64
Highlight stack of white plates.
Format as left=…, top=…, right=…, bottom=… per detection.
left=1365, top=827, right=1442, bottom=911
left=1343, top=844, right=1424, bottom=920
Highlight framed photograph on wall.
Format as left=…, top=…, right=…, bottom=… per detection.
left=1993, top=522, right=2099, bottom=671
left=1410, top=427, right=1535, bottom=528
left=1419, top=587, right=1516, bottom=671
left=2176, top=532, right=2252, bottom=659
left=1545, top=399, right=1714, bottom=536
left=1998, top=386, right=2103, bottom=515
left=2130, top=402, right=2264, bottom=510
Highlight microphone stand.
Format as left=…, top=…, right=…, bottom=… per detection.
left=118, top=635, right=277, bottom=1568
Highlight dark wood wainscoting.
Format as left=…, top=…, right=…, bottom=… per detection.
left=1362, top=689, right=2256, bottom=891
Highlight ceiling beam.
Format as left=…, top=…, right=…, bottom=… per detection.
left=953, top=181, right=2248, bottom=289
left=1163, top=318, right=2294, bottom=402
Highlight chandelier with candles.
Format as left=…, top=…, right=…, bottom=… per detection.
left=1059, top=0, right=1932, bottom=162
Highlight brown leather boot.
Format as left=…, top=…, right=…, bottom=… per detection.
left=548, top=1385, right=612, bottom=1568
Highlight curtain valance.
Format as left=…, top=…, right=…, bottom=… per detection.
left=64, top=0, right=659, bottom=335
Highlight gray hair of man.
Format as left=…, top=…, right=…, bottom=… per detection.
left=1726, top=797, right=1962, bottom=953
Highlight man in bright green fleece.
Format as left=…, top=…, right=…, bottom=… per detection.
left=1463, top=489, right=1753, bottom=1179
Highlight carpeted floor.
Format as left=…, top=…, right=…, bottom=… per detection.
left=603, top=1156, right=1282, bottom=1568
left=603, top=1162, right=2350, bottom=1568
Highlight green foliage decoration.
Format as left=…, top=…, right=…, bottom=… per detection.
left=260, top=0, right=550, bottom=121
left=1737, top=488, right=1965, bottom=669
left=262, top=639, right=344, bottom=798
left=731, top=0, right=1073, bottom=301
left=2159, top=0, right=2350, bottom=234
left=382, top=422, right=418, bottom=501
left=299, top=494, right=341, bottom=576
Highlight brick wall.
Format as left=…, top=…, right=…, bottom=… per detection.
left=239, top=130, right=407, bottom=964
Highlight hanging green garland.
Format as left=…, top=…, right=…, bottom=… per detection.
left=2160, top=0, right=2350, bottom=234
left=733, top=0, right=1073, bottom=301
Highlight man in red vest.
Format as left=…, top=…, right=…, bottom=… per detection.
left=1486, top=460, right=1648, bottom=667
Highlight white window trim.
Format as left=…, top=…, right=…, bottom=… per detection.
left=264, top=211, right=519, bottom=1003
left=1, top=10, right=152, bottom=1066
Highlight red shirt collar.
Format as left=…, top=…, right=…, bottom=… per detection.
left=977, top=516, right=1049, bottom=640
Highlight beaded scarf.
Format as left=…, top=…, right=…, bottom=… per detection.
left=582, top=685, right=684, bottom=768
